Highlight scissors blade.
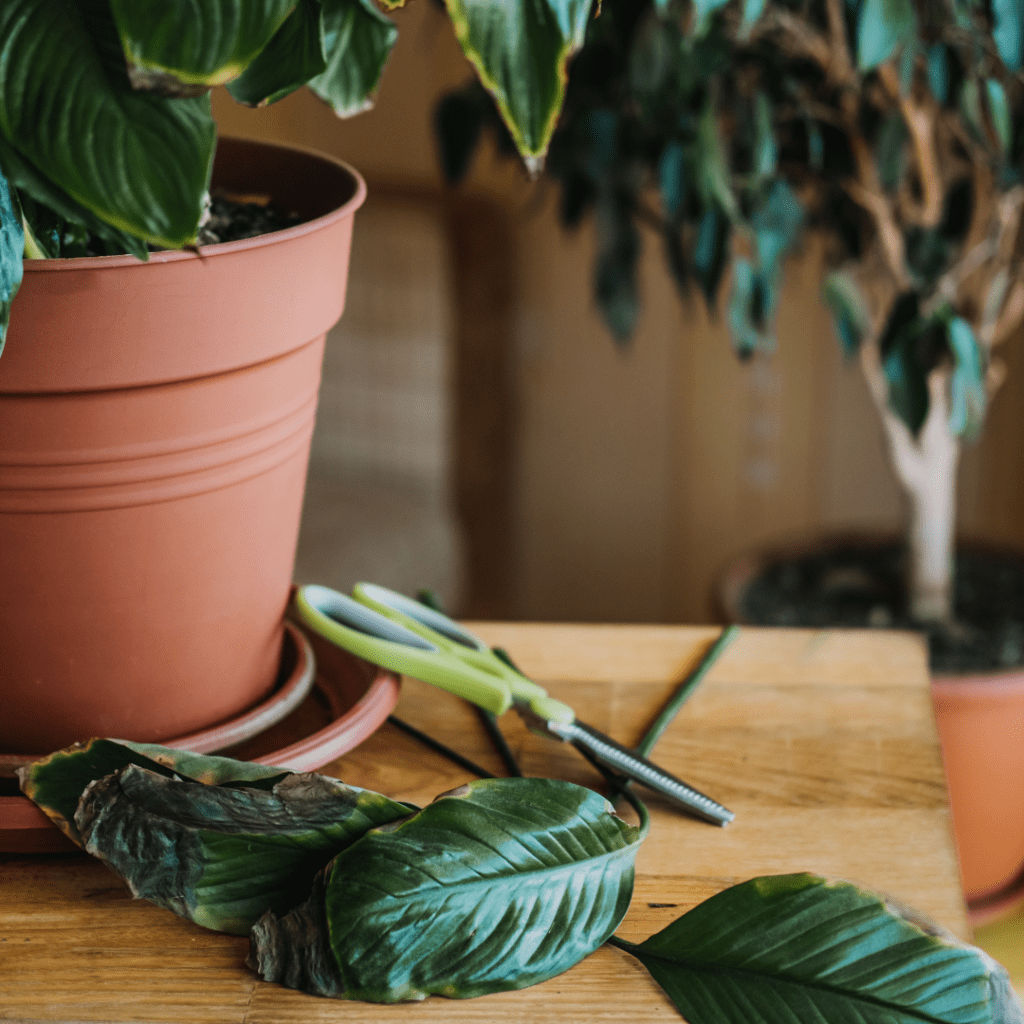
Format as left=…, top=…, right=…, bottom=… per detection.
left=539, top=716, right=734, bottom=826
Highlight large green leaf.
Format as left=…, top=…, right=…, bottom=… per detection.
left=227, top=0, right=326, bottom=107
left=443, top=0, right=595, bottom=167
left=108, top=0, right=296, bottom=90
left=18, top=737, right=294, bottom=844
left=306, top=0, right=397, bottom=117
left=0, top=159, right=23, bottom=355
left=856, top=0, right=916, bottom=73
left=613, top=874, right=1023, bottom=1024
left=0, top=134, right=148, bottom=258
left=249, top=777, right=645, bottom=1001
left=0, top=0, right=215, bottom=248
left=76, top=764, right=413, bottom=935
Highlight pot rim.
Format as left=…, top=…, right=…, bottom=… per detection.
left=717, top=530, right=1024, bottom=685
left=20, top=136, right=367, bottom=273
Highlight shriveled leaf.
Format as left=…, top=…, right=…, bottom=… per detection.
left=18, top=737, right=293, bottom=844
left=0, top=0, right=215, bottom=248
left=822, top=270, right=871, bottom=357
left=227, top=0, right=326, bottom=106
left=616, top=874, right=1023, bottom=1024
left=443, top=0, right=594, bottom=166
left=857, top=0, right=916, bottom=73
left=0, top=160, right=23, bottom=356
left=108, top=0, right=295, bottom=90
left=306, top=0, right=397, bottom=117
left=947, top=316, right=986, bottom=438
left=250, top=778, right=645, bottom=1001
left=75, top=764, right=412, bottom=935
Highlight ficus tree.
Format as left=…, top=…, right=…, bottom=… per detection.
left=440, top=0, right=1024, bottom=628
left=0, top=0, right=593, bottom=344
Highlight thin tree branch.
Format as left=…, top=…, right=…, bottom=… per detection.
left=878, top=64, right=944, bottom=228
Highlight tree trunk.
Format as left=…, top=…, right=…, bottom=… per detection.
left=859, top=344, right=960, bottom=624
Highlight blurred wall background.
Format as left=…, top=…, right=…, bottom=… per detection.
left=214, top=1, right=1024, bottom=624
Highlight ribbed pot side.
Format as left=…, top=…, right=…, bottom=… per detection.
left=0, top=137, right=366, bottom=754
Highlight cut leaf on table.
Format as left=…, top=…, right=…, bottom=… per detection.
left=250, top=776, right=646, bottom=1001
left=74, top=764, right=413, bottom=935
left=610, top=873, right=1024, bottom=1024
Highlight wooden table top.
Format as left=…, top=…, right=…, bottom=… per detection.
left=0, top=623, right=967, bottom=1023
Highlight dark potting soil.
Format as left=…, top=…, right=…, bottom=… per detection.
left=193, top=190, right=305, bottom=246
left=738, top=541, right=1024, bottom=674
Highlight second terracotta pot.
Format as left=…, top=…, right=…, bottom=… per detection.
left=716, top=534, right=1024, bottom=909
left=0, top=137, right=366, bottom=754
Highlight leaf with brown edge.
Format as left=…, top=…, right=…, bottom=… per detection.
left=17, top=738, right=294, bottom=845
left=73, top=762, right=414, bottom=935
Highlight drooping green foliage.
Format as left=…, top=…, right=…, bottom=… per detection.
left=108, top=0, right=296, bottom=90
left=0, top=0, right=597, bottom=355
left=250, top=777, right=645, bottom=1001
left=439, top=0, right=1024, bottom=442
left=0, top=0, right=216, bottom=250
left=305, top=0, right=399, bottom=117
left=444, top=0, right=596, bottom=168
left=613, top=873, right=1022, bottom=1024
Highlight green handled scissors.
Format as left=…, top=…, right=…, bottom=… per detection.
left=294, top=582, right=734, bottom=826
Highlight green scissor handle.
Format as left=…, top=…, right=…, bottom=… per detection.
left=294, top=583, right=574, bottom=724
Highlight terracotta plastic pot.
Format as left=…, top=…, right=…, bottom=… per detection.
left=932, top=671, right=1024, bottom=904
left=716, top=534, right=1024, bottom=911
left=0, top=137, right=366, bottom=754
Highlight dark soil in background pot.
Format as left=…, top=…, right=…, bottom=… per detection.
left=738, top=541, right=1024, bottom=674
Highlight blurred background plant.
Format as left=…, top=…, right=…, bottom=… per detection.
left=439, top=0, right=1024, bottom=637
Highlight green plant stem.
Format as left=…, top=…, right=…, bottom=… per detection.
left=475, top=707, right=523, bottom=777
left=605, top=934, right=640, bottom=952
left=571, top=740, right=651, bottom=839
left=387, top=715, right=495, bottom=779
left=635, top=626, right=740, bottom=758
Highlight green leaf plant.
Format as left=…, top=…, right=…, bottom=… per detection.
left=0, top=0, right=601, bottom=349
left=437, top=0, right=1024, bottom=632
left=19, top=739, right=1023, bottom=1019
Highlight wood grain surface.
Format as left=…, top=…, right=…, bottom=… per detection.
left=0, top=624, right=967, bottom=1023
